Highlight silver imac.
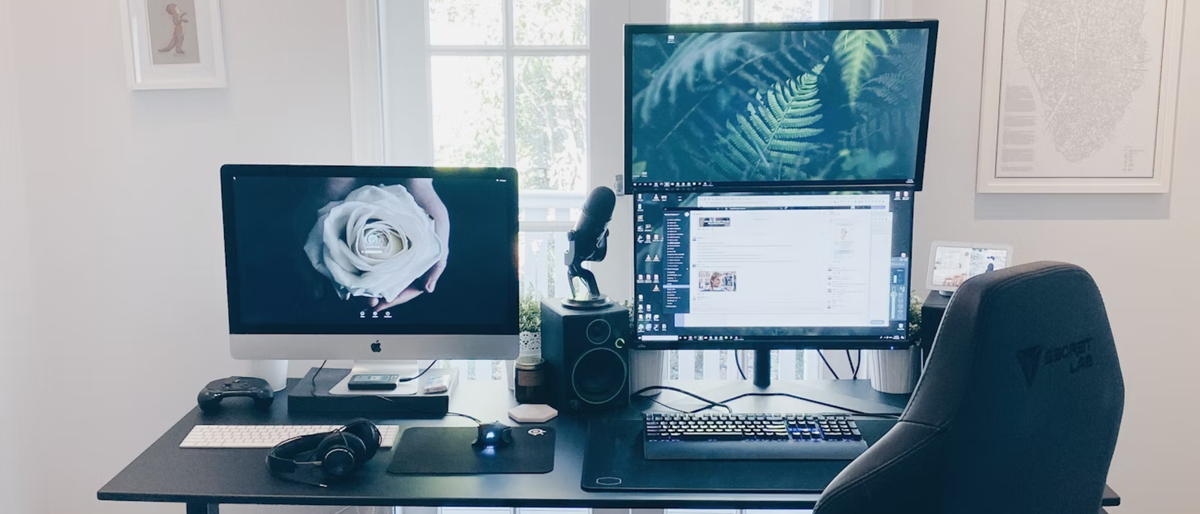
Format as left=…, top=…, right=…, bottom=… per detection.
left=220, top=165, right=519, bottom=392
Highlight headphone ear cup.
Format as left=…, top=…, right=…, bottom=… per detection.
left=314, top=433, right=364, bottom=479
left=341, top=419, right=382, bottom=459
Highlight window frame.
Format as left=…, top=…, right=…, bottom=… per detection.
left=347, top=0, right=913, bottom=383
left=667, top=0, right=828, bottom=23
left=356, top=0, right=594, bottom=235
left=347, top=0, right=912, bottom=176
left=424, top=0, right=592, bottom=226
left=351, top=0, right=603, bottom=301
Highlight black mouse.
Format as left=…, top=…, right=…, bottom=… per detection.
left=472, top=422, right=514, bottom=449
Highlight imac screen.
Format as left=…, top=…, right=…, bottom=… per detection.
left=224, top=169, right=516, bottom=335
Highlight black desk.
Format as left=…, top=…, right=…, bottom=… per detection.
left=99, top=379, right=1120, bottom=513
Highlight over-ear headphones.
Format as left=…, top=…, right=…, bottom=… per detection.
left=265, top=419, right=382, bottom=486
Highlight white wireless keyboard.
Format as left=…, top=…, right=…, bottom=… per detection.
left=180, top=425, right=401, bottom=449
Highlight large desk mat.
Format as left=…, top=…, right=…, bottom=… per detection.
left=582, top=418, right=897, bottom=493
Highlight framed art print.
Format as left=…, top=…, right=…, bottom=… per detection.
left=120, top=0, right=227, bottom=90
left=976, top=0, right=1184, bottom=193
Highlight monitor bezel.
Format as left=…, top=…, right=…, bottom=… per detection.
left=220, top=164, right=520, bottom=339
left=624, top=20, right=940, bottom=192
left=631, top=184, right=917, bottom=351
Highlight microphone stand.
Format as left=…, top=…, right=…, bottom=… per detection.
left=563, top=227, right=611, bottom=310
left=566, top=263, right=601, bottom=302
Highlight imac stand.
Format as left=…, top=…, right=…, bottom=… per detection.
left=327, top=360, right=435, bottom=396
left=290, top=361, right=458, bottom=415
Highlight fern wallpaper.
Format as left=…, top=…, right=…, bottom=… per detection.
left=630, top=27, right=931, bottom=185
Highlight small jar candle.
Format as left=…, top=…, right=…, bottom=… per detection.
left=514, top=356, right=547, bottom=404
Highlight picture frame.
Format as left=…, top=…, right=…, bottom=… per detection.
left=975, top=0, right=1184, bottom=194
left=119, top=0, right=227, bottom=90
left=926, top=241, right=1014, bottom=295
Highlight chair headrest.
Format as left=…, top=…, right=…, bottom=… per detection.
left=904, top=261, right=1123, bottom=429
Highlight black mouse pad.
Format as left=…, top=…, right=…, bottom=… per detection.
left=581, top=419, right=896, bottom=493
left=387, top=426, right=555, bottom=475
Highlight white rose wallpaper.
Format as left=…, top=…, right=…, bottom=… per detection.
left=303, top=184, right=444, bottom=305
left=227, top=175, right=512, bottom=329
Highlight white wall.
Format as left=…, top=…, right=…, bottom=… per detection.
left=4, top=1, right=1196, bottom=513
left=0, top=0, right=36, bottom=511
left=913, top=1, right=1200, bottom=512
left=7, top=1, right=355, bottom=513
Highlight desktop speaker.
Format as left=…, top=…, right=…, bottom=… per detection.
left=920, top=291, right=949, bottom=363
left=540, top=301, right=630, bottom=412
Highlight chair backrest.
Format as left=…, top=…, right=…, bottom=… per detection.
left=814, top=262, right=1124, bottom=514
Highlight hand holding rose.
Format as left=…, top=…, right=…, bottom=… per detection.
left=303, top=181, right=448, bottom=312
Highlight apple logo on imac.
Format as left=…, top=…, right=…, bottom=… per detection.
left=371, top=341, right=382, bottom=353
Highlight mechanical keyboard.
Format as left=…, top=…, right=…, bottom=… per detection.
left=643, top=413, right=869, bottom=461
left=180, top=425, right=402, bottom=449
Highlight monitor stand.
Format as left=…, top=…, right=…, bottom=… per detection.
left=327, top=360, right=428, bottom=396
left=666, top=349, right=905, bottom=415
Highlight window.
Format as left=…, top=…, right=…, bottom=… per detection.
left=425, top=0, right=589, bottom=192
left=358, top=1, right=884, bottom=387
left=669, top=0, right=822, bottom=23
left=379, top=0, right=591, bottom=304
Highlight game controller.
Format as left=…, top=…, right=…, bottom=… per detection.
left=197, top=376, right=274, bottom=413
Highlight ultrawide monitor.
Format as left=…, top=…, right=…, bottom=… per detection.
left=221, top=165, right=519, bottom=360
left=633, top=187, right=915, bottom=350
left=627, top=20, right=938, bottom=190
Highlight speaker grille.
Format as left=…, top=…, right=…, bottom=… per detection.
left=571, top=348, right=628, bottom=405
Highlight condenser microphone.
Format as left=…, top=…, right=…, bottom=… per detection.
left=564, top=186, right=617, bottom=308
left=569, top=186, right=616, bottom=263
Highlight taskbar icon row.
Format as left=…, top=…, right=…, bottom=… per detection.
left=677, top=335, right=745, bottom=342
left=636, top=181, right=714, bottom=189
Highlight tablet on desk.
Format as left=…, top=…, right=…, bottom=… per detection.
left=927, top=241, right=1014, bottom=295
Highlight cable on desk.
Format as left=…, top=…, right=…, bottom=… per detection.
left=818, top=350, right=841, bottom=380
left=847, top=349, right=863, bottom=380
left=734, top=350, right=747, bottom=380
left=653, top=399, right=705, bottom=414
left=632, top=385, right=732, bottom=413
left=637, top=383, right=903, bottom=418
left=652, top=398, right=728, bottom=415
left=397, top=360, right=439, bottom=382
left=716, top=391, right=901, bottom=418
left=311, top=359, right=328, bottom=391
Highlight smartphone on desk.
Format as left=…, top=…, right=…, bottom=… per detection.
left=347, top=374, right=400, bottom=391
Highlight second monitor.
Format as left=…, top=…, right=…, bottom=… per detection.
left=627, top=21, right=939, bottom=190
left=634, top=187, right=914, bottom=351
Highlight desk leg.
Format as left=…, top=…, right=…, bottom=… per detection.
left=186, top=502, right=218, bottom=514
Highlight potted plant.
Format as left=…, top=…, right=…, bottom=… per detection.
left=507, top=292, right=543, bottom=390
left=518, top=291, right=542, bottom=355
left=864, top=293, right=924, bottom=394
